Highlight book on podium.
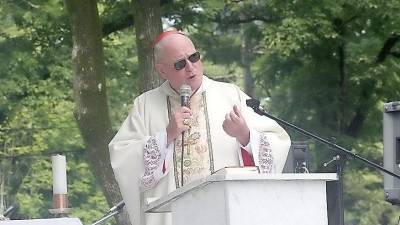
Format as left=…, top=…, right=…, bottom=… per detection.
left=212, top=166, right=259, bottom=175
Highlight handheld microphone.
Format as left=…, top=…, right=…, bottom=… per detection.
left=179, top=84, right=191, bottom=187
left=179, top=84, right=192, bottom=107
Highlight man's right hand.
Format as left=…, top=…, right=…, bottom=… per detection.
left=166, top=106, right=192, bottom=145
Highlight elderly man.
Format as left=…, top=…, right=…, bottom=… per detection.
left=109, top=29, right=291, bottom=225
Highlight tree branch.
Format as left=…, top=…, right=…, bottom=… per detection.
left=389, top=51, right=400, bottom=58
left=102, top=14, right=135, bottom=37
left=376, top=33, right=399, bottom=63
left=101, top=0, right=171, bottom=37
left=213, top=14, right=278, bottom=25
left=211, top=5, right=279, bottom=26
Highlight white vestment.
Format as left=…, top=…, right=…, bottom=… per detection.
left=109, top=76, right=291, bottom=225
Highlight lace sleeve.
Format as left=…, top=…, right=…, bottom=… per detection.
left=141, top=137, right=162, bottom=189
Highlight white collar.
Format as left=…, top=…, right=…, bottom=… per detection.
left=160, top=75, right=210, bottom=97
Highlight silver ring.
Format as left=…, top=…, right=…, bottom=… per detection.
left=183, top=118, right=189, bottom=125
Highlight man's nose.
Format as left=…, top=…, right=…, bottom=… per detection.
left=184, top=59, right=194, bottom=71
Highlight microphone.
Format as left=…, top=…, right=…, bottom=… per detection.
left=246, top=99, right=261, bottom=111
left=179, top=84, right=191, bottom=187
left=179, top=84, right=192, bottom=107
left=108, top=201, right=125, bottom=213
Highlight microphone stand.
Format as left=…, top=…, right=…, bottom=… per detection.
left=92, top=210, right=121, bottom=225
left=246, top=99, right=400, bottom=225
left=91, top=201, right=125, bottom=225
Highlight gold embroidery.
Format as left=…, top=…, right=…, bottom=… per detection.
left=168, top=92, right=213, bottom=188
left=202, top=92, right=214, bottom=173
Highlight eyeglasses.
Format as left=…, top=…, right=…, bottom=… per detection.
left=174, top=52, right=201, bottom=71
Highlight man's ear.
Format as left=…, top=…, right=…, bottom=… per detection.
left=155, top=63, right=168, bottom=80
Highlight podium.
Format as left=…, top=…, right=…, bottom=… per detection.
left=145, top=172, right=337, bottom=225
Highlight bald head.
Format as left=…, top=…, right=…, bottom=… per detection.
left=154, top=33, right=195, bottom=65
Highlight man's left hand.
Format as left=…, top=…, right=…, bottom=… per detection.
left=222, top=105, right=250, bottom=146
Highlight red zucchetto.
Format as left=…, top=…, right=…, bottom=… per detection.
left=153, top=28, right=186, bottom=47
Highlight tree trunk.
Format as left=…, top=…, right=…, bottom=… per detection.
left=64, top=1, right=131, bottom=224
left=338, top=42, right=347, bottom=132
left=132, top=0, right=164, bottom=92
left=241, top=25, right=255, bottom=97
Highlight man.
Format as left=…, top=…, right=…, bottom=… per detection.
left=109, top=29, right=291, bottom=225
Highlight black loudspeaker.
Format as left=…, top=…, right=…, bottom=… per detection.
left=383, top=101, right=400, bottom=205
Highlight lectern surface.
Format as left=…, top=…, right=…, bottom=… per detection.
left=145, top=173, right=337, bottom=213
left=0, top=218, right=83, bottom=225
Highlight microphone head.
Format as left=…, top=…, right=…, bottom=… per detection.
left=246, top=99, right=260, bottom=109
left=179, top=84, right=192, bottom=98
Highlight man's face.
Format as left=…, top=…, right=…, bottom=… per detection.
left=156, top=35, right=203, bottom=92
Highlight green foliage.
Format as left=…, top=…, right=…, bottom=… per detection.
left=345, top=169, right=400, bottom=225
left=104, top=29, right=139, bottom=128
left=16, top=160, right=52, bottom=218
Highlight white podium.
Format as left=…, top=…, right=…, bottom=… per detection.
left=145, top=172, right=337, bottom=225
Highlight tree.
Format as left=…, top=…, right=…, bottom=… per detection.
left=64, top=0, right=130, bottom=224
left=132, top=0, right=163, bottom=93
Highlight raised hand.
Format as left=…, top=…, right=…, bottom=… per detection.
left=222, top=105, right=250, bottom=146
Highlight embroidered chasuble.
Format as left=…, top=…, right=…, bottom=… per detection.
left=109, top=76, right=291, bottom=225
left=168, top=92, right=214, bottom=187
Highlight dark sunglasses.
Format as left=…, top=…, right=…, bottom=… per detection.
left=174, top=52, right=201, bottom=71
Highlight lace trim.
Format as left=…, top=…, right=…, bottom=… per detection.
left=141, top=137, right=161, bottom=189
left=259, top=133, right=273, bottom=173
